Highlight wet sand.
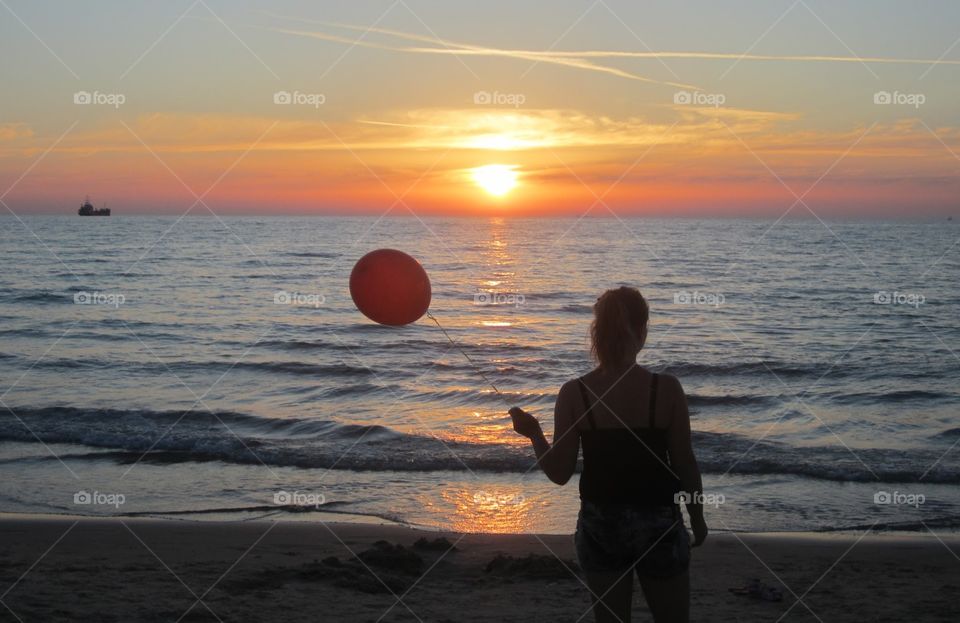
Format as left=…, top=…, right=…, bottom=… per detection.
left=0, top=517, right=957, bottom=622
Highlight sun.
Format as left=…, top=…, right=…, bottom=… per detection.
left=471, top=164, right=519, bottom=197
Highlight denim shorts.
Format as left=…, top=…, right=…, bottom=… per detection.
left=575, top=500, right=690, bottom=578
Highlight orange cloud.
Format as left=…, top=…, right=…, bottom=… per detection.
left=2, top=108, right=959, bottom=216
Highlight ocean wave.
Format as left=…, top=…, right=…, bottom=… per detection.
left=28, top=358, right=380, bottom=378
left=65, top=331, right=142, bottom=342
left=302, top=335, right=545, bottom=355
left=113, top=502, right=405, bottom=526
left=227, top=361, right=376, bottom=377
left=683, top=388, right=950, bottom=408
left=829, top=389, right=955, bottom=404
left=423, top=361, right=555, bottom=381
left=257, top=339, right=357, bottom=352
left=525, top=291, right=576, bottom=300
left=686, top=393, right=778, bottom=407
left=318, top=383, right=396, bottom=398
left=933, top=427, right=960, bottom=439
left=1, top=407, right=957, bottom=483
left=409, top=386, right=554, bottom=406
left=654, top=361, right=821, bottom=378
left=815, top=515, right=960, bottom=533
left=285, top=251, right=341, bottom=258
left=52, top=271, right=100, bottom=278
left=5, top=291, right=69, bottom=304
left=558, top=304, right=592, bottom=314
left=0, top=328, right=51, bottom=338
left=253, top=338, right=543, bottom=360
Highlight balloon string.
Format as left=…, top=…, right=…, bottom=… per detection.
left=426, top=311, right=509, bottom=406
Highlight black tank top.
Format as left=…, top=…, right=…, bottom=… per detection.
left=577, top=372, right=681, bottom=506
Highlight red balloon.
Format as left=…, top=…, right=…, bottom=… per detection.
left=350, top=249, right=431, bottom=326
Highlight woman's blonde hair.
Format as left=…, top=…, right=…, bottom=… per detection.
left=590, top=286, right=649, bottom=370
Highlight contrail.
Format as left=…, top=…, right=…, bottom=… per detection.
left=262, top=11, right=960, bottom=72
left=272, top=26, right=698, bottom=89
left=260, top=11, right=700, bottom=90
left=520, top=50, right=960, bottom=66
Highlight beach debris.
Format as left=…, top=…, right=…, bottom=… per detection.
left=728, top=578, right=784, bottom=602
left=222, top=542, right=427, bottom=595
left=358, top=540, right=424, bottom=574
left=413, top=536, right=458, bottom=552
left=484, top=553, right=578, bottom=580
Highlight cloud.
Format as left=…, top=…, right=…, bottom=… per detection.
left=0, top=123, right=34, bottom=142
left=2, top=110, right=958, bottom=191
left=0, top=108, right=955, bottom=155
left=0, top=108, right=783, bottom=156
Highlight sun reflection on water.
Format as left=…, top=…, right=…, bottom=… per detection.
left=440, top=409, right=521, bottom=445
left=440, top=486, right=535, bottom=534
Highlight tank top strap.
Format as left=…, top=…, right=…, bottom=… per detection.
left=577, top=378, right=598, bottom=430
left=648, top=373, right=659, bottom=428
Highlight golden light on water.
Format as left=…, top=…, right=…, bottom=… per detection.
left=471, top=164, right=519, bottom=197
left=442, top=487, right=535, bottom=533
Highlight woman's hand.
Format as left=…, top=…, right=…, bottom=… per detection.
left=509, top=407, right=543, bottom=440
left=690, top=515, right=708, bottom=547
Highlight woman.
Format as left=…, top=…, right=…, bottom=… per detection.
left=509, top=286, right=707, bottom=623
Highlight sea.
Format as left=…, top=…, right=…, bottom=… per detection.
left=1, top=215, right=958, bottom=534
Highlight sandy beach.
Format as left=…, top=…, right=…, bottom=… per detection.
left=0, top=517, right=956, bottom=622
left=5, top=0, right=960, bottom=620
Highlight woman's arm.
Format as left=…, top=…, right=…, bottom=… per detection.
left=509, top=381, right=580, bottom=485
left=664, top=374, right=708, bottom=546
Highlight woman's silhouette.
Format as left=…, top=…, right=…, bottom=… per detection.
left=510, top=286, right=707, bottom=623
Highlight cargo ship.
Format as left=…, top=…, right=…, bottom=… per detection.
left=78, top=196, right=110, bottom=216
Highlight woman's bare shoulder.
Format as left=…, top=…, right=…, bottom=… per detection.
left=558, top=377, right=582, bottom=400
left=655, top=373, right=686, bottom=406
left=638, top=368, right=681, bottom=394
left=656, top=372, right=683, bottom=390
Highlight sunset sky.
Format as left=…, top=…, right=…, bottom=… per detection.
left=2, top=0, right=960, bottom=216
